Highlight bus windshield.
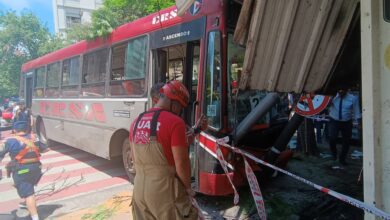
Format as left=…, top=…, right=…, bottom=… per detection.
left=227, top=34, right=276, bottom=128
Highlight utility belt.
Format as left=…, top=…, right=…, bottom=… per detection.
left=5, top=159, right=40, bottom=178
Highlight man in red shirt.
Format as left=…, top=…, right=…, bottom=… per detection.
left=129, top=80, right=197, bottom=220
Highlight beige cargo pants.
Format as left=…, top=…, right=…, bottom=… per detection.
left=131, top=136, right=198, bottom=220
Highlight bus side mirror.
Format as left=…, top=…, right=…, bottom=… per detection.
left=384, top=0, right=390, bottom=22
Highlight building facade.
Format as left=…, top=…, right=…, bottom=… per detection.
left=52, top=0, right=103, bottom=35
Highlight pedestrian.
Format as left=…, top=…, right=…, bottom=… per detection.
left=328, top=89, right=362, bottom=165
left=0, top=121, right=49, bottom=220
left=129, top=80, right=198, bottom=219
left=314, top=109, right=328, bottom=145
left=14, top=102, right=32, bottom=134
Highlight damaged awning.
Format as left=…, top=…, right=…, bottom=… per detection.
left=175, top=0, right=196, bottom=16
left=234, top=0, right=359, bottom=93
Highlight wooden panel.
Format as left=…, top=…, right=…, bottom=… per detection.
left=233, top=0, right=254, bottom=46
left=236, top=0, right=358, bottom=93
left=305, top=0, right=359, bottom=92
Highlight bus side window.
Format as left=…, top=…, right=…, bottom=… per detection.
left=34, top=67, right=45, bottom=98
left=204, top=31, right=222, bottom=130
left=109, top=36, right=148, bottom=97
left=81, top=49, right=108, bottom=97
left=62, top=56, right=80, bottom=97
left=46, top=62, right=61, bottom=98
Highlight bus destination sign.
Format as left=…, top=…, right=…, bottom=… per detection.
left=149, top=17, right=205, bottom=49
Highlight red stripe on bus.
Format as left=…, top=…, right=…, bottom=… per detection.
left=0, top=175, right=128, bottom=213
left=199, top=133, right=230, bottom=158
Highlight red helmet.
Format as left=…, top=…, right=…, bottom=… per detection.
left=160, top=80, right=189, bottom=108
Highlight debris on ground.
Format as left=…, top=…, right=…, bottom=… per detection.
left=53, top=144, right=363, bottom=220
left=56, top=191, right=133, bottom=220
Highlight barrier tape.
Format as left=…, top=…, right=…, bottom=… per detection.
left=216, top=138, right=390, bottom=220
left=239, top=149, right=267, bottom=220
left=305, top=115, right=330, bottom=122
left=191, top=197, right=206, bottom=220
left=215, top=145, right=240, bottom=205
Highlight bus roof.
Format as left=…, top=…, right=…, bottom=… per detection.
left=21, top=3, right=210, bottom=73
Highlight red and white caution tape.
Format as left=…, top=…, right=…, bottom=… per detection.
left=239, top=149, right=267, bottom=220
left=217, top=138, right=390, bottom=220
left=305, top=115, right=330, bottom=122
left=215, top=145, right=239, bottom=205
left=191, top=197, right=206, bottom=220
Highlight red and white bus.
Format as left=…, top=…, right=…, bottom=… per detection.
left=20, top=0, right=288, bottom=196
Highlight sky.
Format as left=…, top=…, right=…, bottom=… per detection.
left=0, top=0, right=55, bottom=33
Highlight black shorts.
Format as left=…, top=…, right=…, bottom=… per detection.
left=12, top=164, right=42, bottom=198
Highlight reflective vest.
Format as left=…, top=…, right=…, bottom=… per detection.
left=13, top=135, right=40, bottom=164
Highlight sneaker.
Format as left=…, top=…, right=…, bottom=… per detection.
left=331, top=165, right=345, bottom=170
left=19, top=202, right=27, bottom=209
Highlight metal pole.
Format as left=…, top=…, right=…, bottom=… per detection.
left=232, top=93, right=279, bottom=143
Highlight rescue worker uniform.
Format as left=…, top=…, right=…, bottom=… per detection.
left=130, top=109, right=197, bottom=220
left=0, top=124, right=47, bottom=199
left=14, top=107, right=32, bottom=134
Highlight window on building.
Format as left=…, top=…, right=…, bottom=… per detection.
left=82, top=49, right=108, bottom=97
left=46, top=62, right=61, bottom=97
left=109, top=36, right=148, bottom=96
left=34, top=67, right=45, bottom=98
left=204, top=31, right=222, bottom=130
left=66, top=15, right=81, bottom=28
left=62, top=56, right=80, bottom=97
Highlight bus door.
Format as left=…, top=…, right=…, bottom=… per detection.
left=152, top=40, right=200, bottom=126
left=149, top=16, right=205, bottom=123
left=184, top=41, right=200, bottom=125
left=25, top=72, right=34, bottom=108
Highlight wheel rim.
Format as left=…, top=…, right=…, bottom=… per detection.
left=122, top=139, right=135, bottom=175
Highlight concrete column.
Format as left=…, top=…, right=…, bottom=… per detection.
left=361, top=0, right=390, bottom=219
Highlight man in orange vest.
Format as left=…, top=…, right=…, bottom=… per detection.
left=130, top=80, right=198, bottom=219
left=0, top=121, right=49, bottom=220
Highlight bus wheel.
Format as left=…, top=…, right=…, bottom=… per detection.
left=122, top=138, right=135, bottom=183
left=38, top=121, right=52, bottom=147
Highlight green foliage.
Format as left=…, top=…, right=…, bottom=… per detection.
left=0, top=10, right=55, bottom=98
left=0, top=0, right=177, bottom=98
left=38, top=35, right=69, bottom=56
left=89, top=0, right=175, bottom=39
left=81, top=205, right=116, bottom=220
left=65, top=23, right=92, bottom=43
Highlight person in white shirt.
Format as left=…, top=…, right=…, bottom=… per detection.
left=328, top=89, right=362, bottom=165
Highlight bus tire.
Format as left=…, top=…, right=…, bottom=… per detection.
left=122, top=138, right=135, bottom=183
left=38, top=120, right=53, bottom=148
